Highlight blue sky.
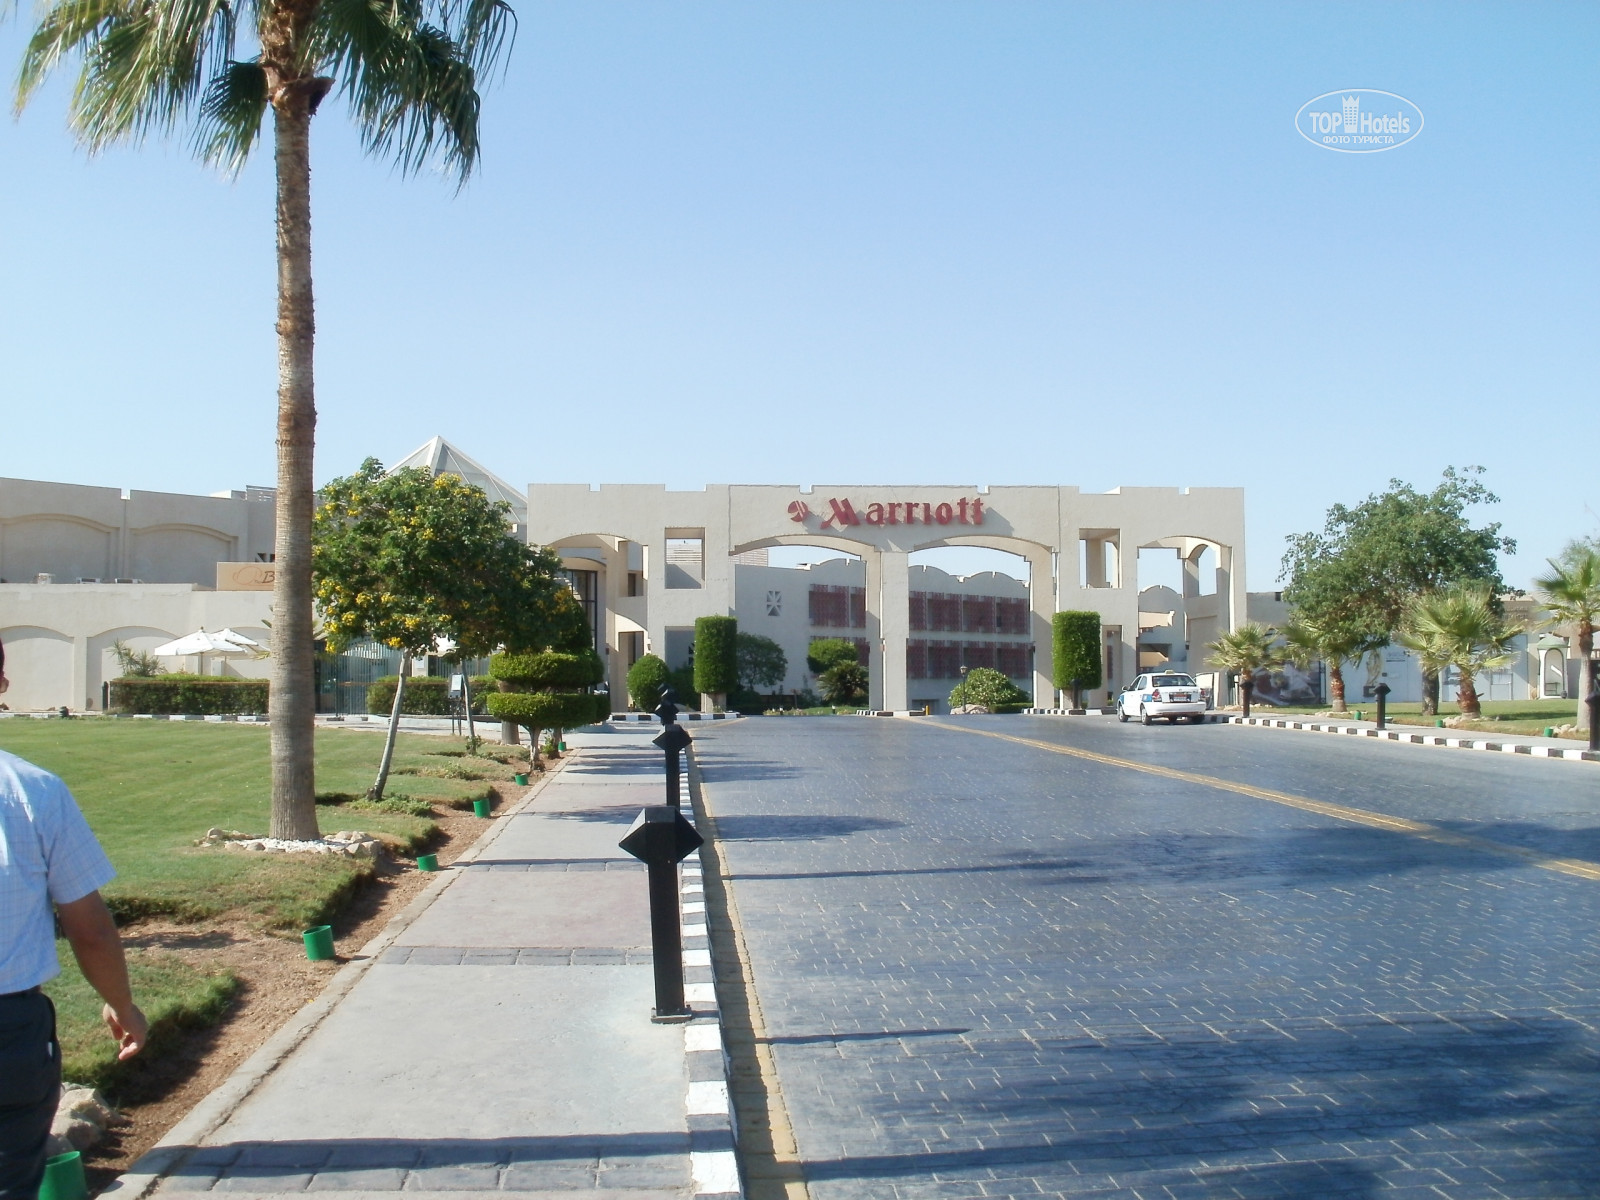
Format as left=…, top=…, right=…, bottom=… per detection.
left=2, top=2, right=1595, bottom=590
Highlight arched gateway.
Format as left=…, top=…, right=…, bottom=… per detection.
left=526, top=484, right=1245, bottom=711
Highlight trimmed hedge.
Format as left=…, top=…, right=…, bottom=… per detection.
left=485, top=691, right=609, bottom=730
left=693, top=616, right=739, bottom=696
left=110, top=675, right=269, bottom=715
left=489, top=649, right=603, bottom=689
left=1052, top=611, right=1103, bottom=699
left=626, top=654, right=670, bottom=711
left=366, top=676, right=492, bottom=716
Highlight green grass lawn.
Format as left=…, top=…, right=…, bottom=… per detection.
left=0, top=720, right=520, bottom=928
left=1249, top=698, right=1584, bottom=737
left=47, top=943, right=238, bottom=1092
left=0, top=719, right=524, bottom=1093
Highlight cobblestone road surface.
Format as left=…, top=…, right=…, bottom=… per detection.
left=694, top=716, right=1600, bottom=1200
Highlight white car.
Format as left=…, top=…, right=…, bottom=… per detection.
left=1116, top=672, right=1208, bottom=725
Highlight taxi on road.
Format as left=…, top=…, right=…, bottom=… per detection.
left=1115, top=672, right=1208, bottom=725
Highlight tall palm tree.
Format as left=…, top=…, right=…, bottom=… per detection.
left=1281, top=613, right=1376, bottom=713
left=1396, top=581, right=1523, bottom=720
left=1205, top=622, right=1281, bottom=716
left=1533, top=543, right=1600, bottom=731
left=16, top=0, right=512, bottom=838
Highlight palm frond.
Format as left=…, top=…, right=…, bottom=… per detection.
left=441, top=0, right=514, bottom=76
left=312, top=0, right=501, bottom=180
left=18, top=0, right=244, bottom=151
left=16, top=0, right=124, bottom=110
left=195, top=56, right=267, bottom=171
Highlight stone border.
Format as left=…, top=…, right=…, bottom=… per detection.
left=608, top=712, right=743, bottom=723
left=1226, top=714, right=1599, bottom=763
left=1016, top=707, right=1596, bottom=762
left=680, top=851, right=743, bottom=1199
left=99, top=764, right=568, bottom=1200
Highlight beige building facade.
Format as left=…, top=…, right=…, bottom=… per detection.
left=526, top=483, right=1248, bottom=710
left=0, top=476, right=277, bottom=713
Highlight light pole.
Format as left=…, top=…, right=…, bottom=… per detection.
left=958, top=664, right=969, bottom=711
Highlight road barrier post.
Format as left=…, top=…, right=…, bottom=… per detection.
left=619, top=806, right=704, bottom=1022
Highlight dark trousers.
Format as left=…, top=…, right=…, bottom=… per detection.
left=0, top=990, right=59, bottom=1200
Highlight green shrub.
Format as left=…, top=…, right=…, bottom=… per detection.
left=626, top=654, right=671, bottom=711
left=806, top=638, right=861, bottom=675
left=485, top=691, right=608, bottom=730
left=819, top=661, right=868, bottom=706
left=1052, top=611, right=1103, bottom=704
left=667, top=664, right=701, bottom=711
left=693, top=616, right=739, bottom=696
left=950, top=667, right=1029, bottom=712
left=365, top=676, right=492, bottom=716
left=109, top=675, right=269, bottom=715
left=489, top=649, right=603, bottom=689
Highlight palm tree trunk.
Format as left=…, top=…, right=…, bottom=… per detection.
left=370, top=654, right=409, bottom=800
left=1328, top=662, right=1347, bottom=712
left=1420, top=667, right=1439, bottom=717
left=268, top=98, right=320, bottom=842
left=1456, top=669, right=1482, bottom=719
left=1577, top=624, right=1594, bottom=732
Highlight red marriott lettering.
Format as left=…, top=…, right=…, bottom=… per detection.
left=797, top=497, right=986, bottom=530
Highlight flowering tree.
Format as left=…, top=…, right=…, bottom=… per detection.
left=314, top=459, right=581, bottom=804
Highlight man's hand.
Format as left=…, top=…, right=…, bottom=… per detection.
left=102, top=1002, right=148, bottom=1060
left=56, top=891, right=146, bottom=1058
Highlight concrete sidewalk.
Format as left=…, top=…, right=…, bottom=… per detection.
left=107, top=727, right=739, bottom=1200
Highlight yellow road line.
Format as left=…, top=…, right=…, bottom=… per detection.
left=940, top=723, right=1600, bottom=883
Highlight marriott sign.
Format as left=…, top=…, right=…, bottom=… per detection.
left=789, top=496, right=987, bottom=530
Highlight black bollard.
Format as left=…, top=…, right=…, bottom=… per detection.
left=619, top=806, right=704, bottom=1022
left=653, top=686, right=692, bottom=809
left=1374, top=682, right=1390, bottom=730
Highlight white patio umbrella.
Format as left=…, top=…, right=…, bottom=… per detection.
left=150, top=629, right=255, bottom=656
left=150, top=628, right=262, bottom=674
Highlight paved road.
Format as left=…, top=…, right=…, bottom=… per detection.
left=692, top=716, right=1600, bottom=1200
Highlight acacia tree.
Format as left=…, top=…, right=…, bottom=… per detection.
left=1280, top=467, right=1514, bottom=715
left=1533, top=540, right=1600, bottom=730
left=17, top=0, right=513, bottom=839
left=314, top=459, right=577, bottom=804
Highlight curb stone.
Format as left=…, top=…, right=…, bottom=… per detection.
left=1017, top=708, right=1595, bottom=762
left=680, top=849, right=742, bottom=1199
left=1224, top=714, right=1598, bottom=763
left=99, top=762, right=570, bottom=1200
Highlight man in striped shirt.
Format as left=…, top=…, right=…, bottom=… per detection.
left=0, top=637, right=147, bottom=1200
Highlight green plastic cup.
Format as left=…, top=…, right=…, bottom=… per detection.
left=417, top=853, right=439, bottom=872
left=302, top=925, right=335, bottom=961
left=513, top=772, right=528, bottom=786
left=1436, top=718, right=1445, bottom=727
left=473, top=799, right=491, bottom=818
left=1545, top=727, right=1556, bottom=738
left=40, top=1151, right=88, bottom=1200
